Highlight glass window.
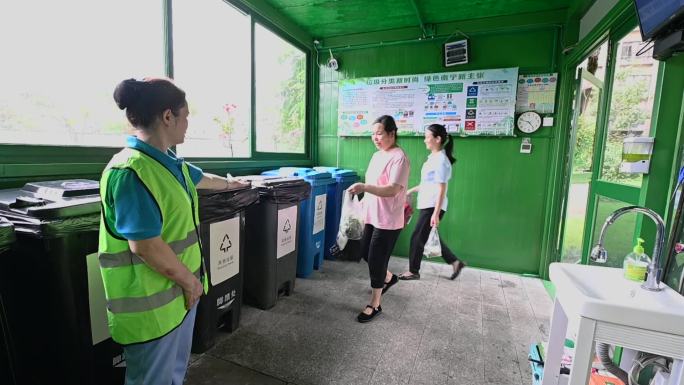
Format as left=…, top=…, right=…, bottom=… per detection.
left=600, top=26, right=659, bottom=186
left=173, top=0, right=251, bottom=158
left=590, top=196, right=637, bottom=268
left=255, top=24, right=307, bottom=154
left=0, top=1, right=163, bottom=147
left=579, top=42, right=609, bottom=83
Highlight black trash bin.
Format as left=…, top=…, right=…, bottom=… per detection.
left=242, top=176, right=310, bottom=310
left=192, top=184, right=259, bottom=353
left=0, top=217, right=17, bottom=385
left=0, top=180, right=125, bottom=385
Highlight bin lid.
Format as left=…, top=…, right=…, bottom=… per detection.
left=314, top=167, right=358, bottom=178
left=0, top=217, right=15, bottom=250
left=241, top=175, right=286, bottom=183
left=291, top=169, right=332, bottom=180
left=253, top=176, right=307, bottom=188
left=249, top=177, right=311, bottom=203
left=0, top=179, right=101, bottom=219
left=198, top=184, right=260, bottom=222
left=197, top=183, right=252, bottom=196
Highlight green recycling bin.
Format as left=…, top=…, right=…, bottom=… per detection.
left=0, top=217, right=17, bottom=385
left=0, top=180, right=125, bottom=385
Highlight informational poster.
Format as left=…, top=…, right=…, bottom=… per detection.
left=209, top=217, right=241, bottom=285
left=515, top=73, right=558, bottom=114
left=313, top=194, right=327, bottom=235
left=338, top=67, right=519, bottom=137
left=277, top=205, right=298, bottom=259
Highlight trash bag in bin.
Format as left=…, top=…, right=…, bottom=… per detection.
left=192, top=184, right=259, bottom=353
left=0, top=180, right=125, bottom=385
left=242, top=176, right=310, bottom=309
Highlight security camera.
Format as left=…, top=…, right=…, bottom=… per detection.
left=327, top=57, right=339, bottom=71
left=326, top=49, right=339, bottom=71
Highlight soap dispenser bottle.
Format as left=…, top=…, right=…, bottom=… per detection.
left=623, top=238, right=650, bottom=282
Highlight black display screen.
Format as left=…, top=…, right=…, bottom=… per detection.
left=635, top=0, right=684, bottom=39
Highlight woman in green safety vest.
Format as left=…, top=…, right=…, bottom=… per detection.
left=99, top=77, right=247, bottom=385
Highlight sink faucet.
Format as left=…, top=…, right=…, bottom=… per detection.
left=590, top=205, right=665, bottom=292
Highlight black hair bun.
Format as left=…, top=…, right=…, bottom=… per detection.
left=113, top=78, right=141, bottom=110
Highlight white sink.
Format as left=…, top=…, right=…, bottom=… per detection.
left=549, top=262, right=684, bottom=337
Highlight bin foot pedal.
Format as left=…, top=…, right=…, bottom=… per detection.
left=279, top=281, right=294, bottom=297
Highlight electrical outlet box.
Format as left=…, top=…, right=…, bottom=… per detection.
left=521, top=138, right=532, bottom=154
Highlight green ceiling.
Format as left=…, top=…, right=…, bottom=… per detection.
left=262, top=0, right=595, bottom=38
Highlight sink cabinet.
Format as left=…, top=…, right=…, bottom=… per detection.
left=541, top=263, right=684, bottom=385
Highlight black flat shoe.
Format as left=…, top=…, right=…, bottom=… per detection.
left=381, top=274, right=398, bottom=294
left=357, top=305, right=382, bottom=323
left=450, top=261, right=466, bottom=280
left=398, top=273, right=420, bottom=281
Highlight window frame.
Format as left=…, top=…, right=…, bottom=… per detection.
left=250, top=16, right=312, bottom=161
left=0, top=0, right=314, bottom=180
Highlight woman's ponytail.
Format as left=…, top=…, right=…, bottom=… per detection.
left=444, top=134, right=456, bottom=164
left=426, top=124, right=456, bottom=164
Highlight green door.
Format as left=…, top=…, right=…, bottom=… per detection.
left=560, top=26, right=660, bottom=267
left=559, top=66, right=605, bottom=264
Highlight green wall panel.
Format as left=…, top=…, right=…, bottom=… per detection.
left=318, top=25, right=561, bottom=275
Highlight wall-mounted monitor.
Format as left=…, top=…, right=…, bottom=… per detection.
left=635, top=0, right=684, bottom=40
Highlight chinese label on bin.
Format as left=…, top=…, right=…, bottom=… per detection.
left=210, top=217, right=240, bottom=285
left=277, top=205, right=298, bottom=259
left=313, top=194, right=327, bottom=235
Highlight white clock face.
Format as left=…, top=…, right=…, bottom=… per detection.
left=517, top=111, right=542, bottom=133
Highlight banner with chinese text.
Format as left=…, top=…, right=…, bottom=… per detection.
left=338, top=67, right=519, bottom=137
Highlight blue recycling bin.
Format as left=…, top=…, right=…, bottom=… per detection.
left=291, top=169, right=335, bottom=277
left=313, top=167, right=360, bottom=260
left=264, top=168, right=335, bottom=277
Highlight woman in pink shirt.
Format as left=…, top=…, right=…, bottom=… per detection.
left=348, top=115, right=410, bottom=323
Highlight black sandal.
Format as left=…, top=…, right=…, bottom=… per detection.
left=450, top=261, right=466, bottom=280
left=381, top=274, right=398, bottom=294
left=357, top=305, right=382, bottom=323
left=398, top=273, right=420, bottom=281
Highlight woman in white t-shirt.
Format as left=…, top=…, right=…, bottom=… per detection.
left=398, top=123, right=465, bottom=281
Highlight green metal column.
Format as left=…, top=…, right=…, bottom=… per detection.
left=640, top=55, right=684, bottom=256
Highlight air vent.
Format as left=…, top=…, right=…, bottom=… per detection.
left=444, top=39, right=468, bottom=67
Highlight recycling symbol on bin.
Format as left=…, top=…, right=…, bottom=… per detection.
left=283, top=219, right=292, bottom=233
left=220, top=234, right=232, bottom=252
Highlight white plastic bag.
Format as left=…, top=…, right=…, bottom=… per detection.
left=336, top=191, right=365, bottom=250
left=423, top=227, right=442, bottom=258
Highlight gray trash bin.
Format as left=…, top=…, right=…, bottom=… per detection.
left=241, top=176, right=310, bottom=309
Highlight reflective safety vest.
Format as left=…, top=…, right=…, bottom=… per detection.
left=98, top=147, right=206, bottom=345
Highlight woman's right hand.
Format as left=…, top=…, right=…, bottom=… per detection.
left=182, top=275, right=204, bottom=310
left=347, top=182, right=366, bottom=196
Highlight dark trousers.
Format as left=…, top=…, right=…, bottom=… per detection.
left=360, top=224, right=402, bottom=289
left=408, top=209, right=459, bottom=274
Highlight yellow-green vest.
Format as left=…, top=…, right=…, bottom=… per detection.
left=98, top=147, right=206, bottom=345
